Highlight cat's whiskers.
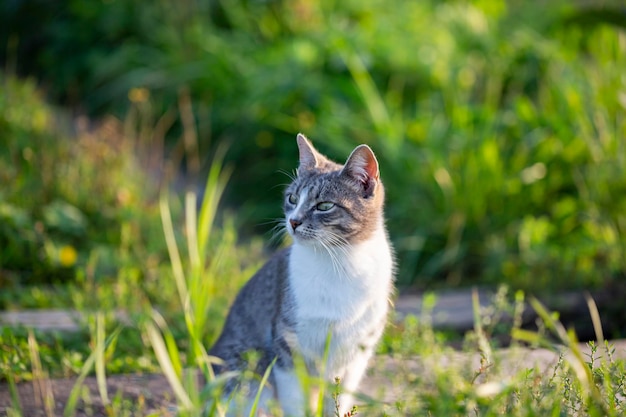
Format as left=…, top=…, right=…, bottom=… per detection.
left=323, top=232, right=351, bottom=256
left=313, top=231, right=352, bottom=277
left=264, top=218, right=289, bottom=246
left=324, top=241, right=350, bottom=268
left=258, top=218, right=283, bottom=226
left=325, top=232, right=358, bottom=279
left=277, top=168, right=297, bottom=181
left=323, top=230, right=350, bottom=248
left=317, top=237, right=345, bottom=276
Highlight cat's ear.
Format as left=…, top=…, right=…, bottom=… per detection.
left=296, top=133, right=326, bottom=172
left=342, top=144, right=380, bottom=197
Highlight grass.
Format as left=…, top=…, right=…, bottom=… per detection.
left=1, top=2, right=625, bottom=413
left=3, top=291, right=625, bottom=416
left=2, top=0, right=626, bottom=290
left=2, top=149, right=625, bottom=416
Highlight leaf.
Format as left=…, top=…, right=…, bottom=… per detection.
left=42, top=200, right=88, bottom=237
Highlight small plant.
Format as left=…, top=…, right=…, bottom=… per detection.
left=332, top=377, right=358, bottom=417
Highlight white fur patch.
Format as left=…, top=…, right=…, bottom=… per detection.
left=273, top=366, right=306, bottom=417
left=287, top=221, right=393, bottom=376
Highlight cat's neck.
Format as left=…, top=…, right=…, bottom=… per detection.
left=289, top=219, right=392, bottom=288
left=288, top=218, right=393, bottom=326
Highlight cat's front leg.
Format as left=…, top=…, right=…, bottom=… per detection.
left=273, top=365, right=307, bottom=417
left=332, top=347, right=374, bottom=416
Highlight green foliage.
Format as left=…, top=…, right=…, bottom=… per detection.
left=1, top=12, right=625, bottom=412
left=0, top=74, right=154, bottom=289
left=0, top=320, right=157, bottom=384
left=1, top=109, right=624, bottom=415
left=3, top=0, right=624, bottom=290
left=368, top=293, right=626, bottom=417
left=0, top=73, right=260, bottom=396
left=6, top=286, right=626, bottom=416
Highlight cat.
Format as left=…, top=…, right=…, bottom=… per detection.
left=209, top=133, right=394, bottom=416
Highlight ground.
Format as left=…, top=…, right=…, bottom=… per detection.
left=3, top=340, right=625, bottom=416
left=0, top=373, right=176, bottom=416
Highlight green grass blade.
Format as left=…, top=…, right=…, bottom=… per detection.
left=160, top=190, right=188, bottom=308
left=248, top=357, right=277, bottom=417
left=566, top=329, right=610, bottom=415
left=6, top=370, right=22, bottom=415
left=528, top=297, right=569, bottom=343
left=27, top=331, right=54, bottom=417
left=94, top=312, right=109, bottom=406
left=472, top=288, right=493, bottom=367
left=585, top=291, right=605, bottom=345
left=197, top=144, right=232, bottom=257
left=64, top=349, right=96, bottom=417
left=152, top=310, right=184, bottom=379
left=64, top=326, right=122, bottom=417
left=529, top=297, right=610, bottom=415
left=186, top=191, right=201, bottom=272
left=316, top=329, right=333, bottom=415
left=510, top=328, right=552, bottom=349
left=145, top=320, right=193, bottom=410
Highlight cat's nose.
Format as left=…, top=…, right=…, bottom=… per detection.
left=289, top=218, right=302, bottom=231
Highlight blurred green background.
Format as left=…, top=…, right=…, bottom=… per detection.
left=1, top=0, right=625, bottom=298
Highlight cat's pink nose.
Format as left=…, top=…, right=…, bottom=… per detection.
left=289, top=218, right=302, bottom=230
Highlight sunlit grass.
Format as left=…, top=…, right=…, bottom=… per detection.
left=1, top=2, right=626, bottom=416
left=3, top=285, right=625, bottom=416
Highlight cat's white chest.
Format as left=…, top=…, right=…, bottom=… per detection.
left=288, top=227, right=393, bottom=366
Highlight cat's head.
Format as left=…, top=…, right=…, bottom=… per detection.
left=284, top=133, right=385, bottom=246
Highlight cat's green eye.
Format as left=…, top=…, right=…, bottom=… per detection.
left=316, top=202, right=335, bottom=211
left=288, top=194, right=298, bottom=205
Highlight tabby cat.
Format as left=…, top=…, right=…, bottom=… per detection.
left=209, top=134, right=394, bottom=416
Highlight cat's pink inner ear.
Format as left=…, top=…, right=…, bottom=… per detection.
left=344, top=145, right=379, bottom=185
left=296, top=133, right=319, bottom=171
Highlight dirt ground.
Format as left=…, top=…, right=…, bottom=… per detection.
left=0, top=373, right=176, bottom=416
left=2, top=340, right=626, bottom=416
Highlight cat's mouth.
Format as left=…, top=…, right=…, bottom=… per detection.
left=285, top=220, right=317, bottom=242
left=287, top=226, right=313, bottom=241
left=286, top=222, right=350, bottom=249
